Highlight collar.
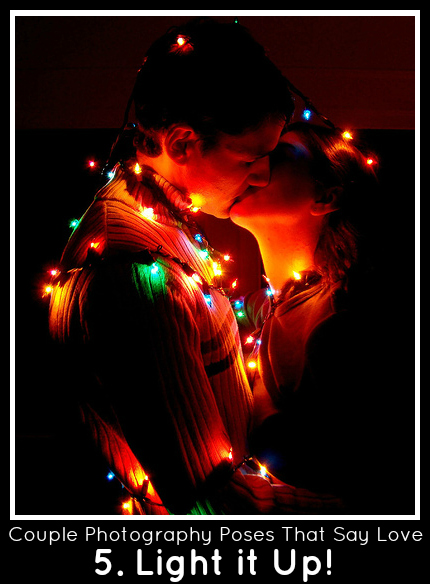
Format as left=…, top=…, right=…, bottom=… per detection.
left=97, top=160, right=195, bottom=228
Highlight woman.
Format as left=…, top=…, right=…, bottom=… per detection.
left=230, top=122, right=403, bottom=513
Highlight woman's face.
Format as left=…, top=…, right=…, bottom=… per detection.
left=230, top=131, right=319, bottom=226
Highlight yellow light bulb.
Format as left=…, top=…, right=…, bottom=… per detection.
left=122, top=500, right=132, bottom=511
left=141, top=207, right=154, bottom=220
left=191, top=272, right=203, bottom=285
left=293, top=271, right=301, bottom=280
left=248, top=361, right=257, bottom=369
left=212, top=262, right=222, bottom=276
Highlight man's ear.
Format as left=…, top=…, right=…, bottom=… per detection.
left=310, top=185, right=343, bottom=216
left=164, top=125, right=199, bottom=164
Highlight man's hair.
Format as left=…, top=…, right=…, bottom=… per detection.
left=130, top=18, right=294, bottom=155
left=286, top=122, right=379, bottom=289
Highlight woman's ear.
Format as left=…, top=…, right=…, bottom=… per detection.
left=164, top=125, right=199, bottom=164
left=310, top=185, right=343, bottom=216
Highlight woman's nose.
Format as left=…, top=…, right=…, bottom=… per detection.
left=247, top=156, right=271, bottom=187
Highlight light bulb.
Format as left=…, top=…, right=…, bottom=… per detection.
left=259, top=464, right=269, bottom=477
left=142, top=207, right=154, bottom=220
left=192, top=272, right=203, bottom=284
left=122, top=500, right=132, bottom=512
left=212, top=262, right=222, bottom=276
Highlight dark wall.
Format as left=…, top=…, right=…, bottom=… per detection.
left=15, top=15, right=415, bottom=130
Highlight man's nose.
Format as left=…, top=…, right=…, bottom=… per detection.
left=247, top=156, right=271, bottom=187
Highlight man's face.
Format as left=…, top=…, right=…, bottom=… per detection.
left=184, top=117, right=286, bottom=219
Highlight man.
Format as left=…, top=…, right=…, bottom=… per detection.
left=48, top=18, right=341, bottom=514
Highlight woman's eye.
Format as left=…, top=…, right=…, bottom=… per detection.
left=270, top=145, right=296, bottom=164
left=270, top=149, right=287, bottom=164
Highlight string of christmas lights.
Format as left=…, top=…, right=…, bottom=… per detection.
left=41, top=28, right=378, bottom=513
left=105, top=448, right=272, bottom=516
